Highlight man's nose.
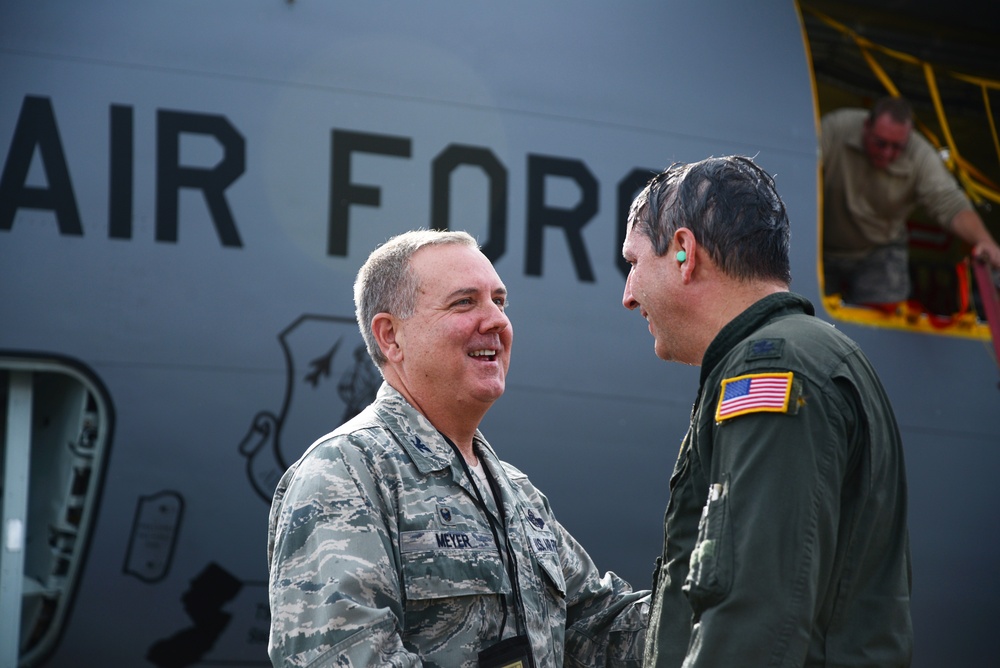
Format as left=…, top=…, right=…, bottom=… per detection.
left=481, top=302, right=510, bottom=331
left=622, top=273, right=639, bottom=310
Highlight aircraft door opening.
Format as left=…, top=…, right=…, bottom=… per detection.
left=800, top=1, right=1000, bottom=346
left=0, top=356, right=113, bottom=668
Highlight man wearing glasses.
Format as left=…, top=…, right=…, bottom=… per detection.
left=820, top=96, right=1000, bottom=312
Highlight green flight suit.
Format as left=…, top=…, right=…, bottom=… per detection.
left=644, top=293, right=912, bottom=667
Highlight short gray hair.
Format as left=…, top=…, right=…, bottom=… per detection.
left=354, top=229, right=480, bottom=367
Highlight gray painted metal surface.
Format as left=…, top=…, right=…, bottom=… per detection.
left=1, top=1, right=997, bottom=665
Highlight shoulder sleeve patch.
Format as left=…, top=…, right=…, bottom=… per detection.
left=715, top=371, right=794, bottom=422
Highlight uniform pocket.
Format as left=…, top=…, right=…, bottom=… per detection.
left=400, top=528, right=509, bottom=600
left=683, top=474, right=733, bottom=616
left=519, top=506, right=566, bottom=599
left=400, top=528, right=509, bottom=644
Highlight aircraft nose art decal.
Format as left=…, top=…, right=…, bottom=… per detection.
left=238, top=314, right=379, bottom=502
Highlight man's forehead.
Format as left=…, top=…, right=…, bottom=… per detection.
left=441, top=268, right=507, bottom=291
left=872, top=114, right=911, bottom=133
left=622, top=222, right=646, bottom=254
left=412, top=243, right=478, bottom=272
left=413, top=245, right=505, bottom=291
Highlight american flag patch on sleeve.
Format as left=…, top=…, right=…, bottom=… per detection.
left=715, top=372, right=794, bottom=422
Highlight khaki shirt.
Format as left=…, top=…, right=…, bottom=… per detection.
left=267, top=382, right=647, bottom=667
left=821, top=108, right=970, bottom=259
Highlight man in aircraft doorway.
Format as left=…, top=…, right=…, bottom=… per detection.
left=821, top=95, right=1000, bottom=312
left=267, top=229, right=648, bottom=667
left=621, top=156, right=912, bottom=666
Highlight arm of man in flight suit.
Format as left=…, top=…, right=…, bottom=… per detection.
left=681, top=366, right=858, bottom=666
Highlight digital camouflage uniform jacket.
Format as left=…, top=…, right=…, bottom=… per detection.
left=268, top=382, right=647, bottom=667
left=644, top=293, right=912, bottom=667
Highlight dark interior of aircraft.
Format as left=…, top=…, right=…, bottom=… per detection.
left=802, top=0, right=1000, bottom=338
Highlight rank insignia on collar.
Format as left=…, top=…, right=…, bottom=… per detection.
left=715, top=371, right=794, bottom=422
left=412, top=435, right=432, bottom=453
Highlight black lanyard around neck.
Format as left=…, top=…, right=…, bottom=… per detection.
left=441, top=433, right=528, bottom=641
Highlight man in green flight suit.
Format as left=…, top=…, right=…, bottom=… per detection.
left=621, top=156, right=912, bottom=666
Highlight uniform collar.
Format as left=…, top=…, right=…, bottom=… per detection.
left=699, top=292, right=814, bottom=387
left=370, top=381, right=497, bottom=476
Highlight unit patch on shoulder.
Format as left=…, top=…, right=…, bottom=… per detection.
left=746, top=338, right=784, bottom=361
left=715, top=371, right=794, bottom=422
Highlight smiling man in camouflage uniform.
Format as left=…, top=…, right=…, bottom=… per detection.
left=267, top=229, right=647, bottom=667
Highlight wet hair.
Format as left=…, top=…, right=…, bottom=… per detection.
left=868, top=96, right=913, bottom=125
left=629, top=155, right=791, bottom=284
left=354, top=229, right=480, bottom=367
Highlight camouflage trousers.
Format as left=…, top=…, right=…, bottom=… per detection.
left=823, top=243, right=909, bottom=304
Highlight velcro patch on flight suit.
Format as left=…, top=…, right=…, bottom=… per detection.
left=715, top=371, right=794, bottom=422
left=745, top=338, right=784, bottom=361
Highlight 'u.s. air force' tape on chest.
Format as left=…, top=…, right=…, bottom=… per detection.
left=715, top=371, right=802, bottom=422
left=401, top=530, right=497, bottom=553
left=520, top=507, right=558, bottom=554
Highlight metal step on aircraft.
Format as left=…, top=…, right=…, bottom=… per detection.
left=2, top=1, right=998, bottom=666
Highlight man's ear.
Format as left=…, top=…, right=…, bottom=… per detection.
left=674, top=227, right=699, bottom=282
left=372, top=313, right=403, bottom=363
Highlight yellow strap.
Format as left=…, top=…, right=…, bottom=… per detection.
left=982, top=85, right=1000, bottom=171
left=964, top=176, right=1000, bottom=206
left=924, top=63, right=961, bottom=163
left=859, top=46, right=899, bottom=97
